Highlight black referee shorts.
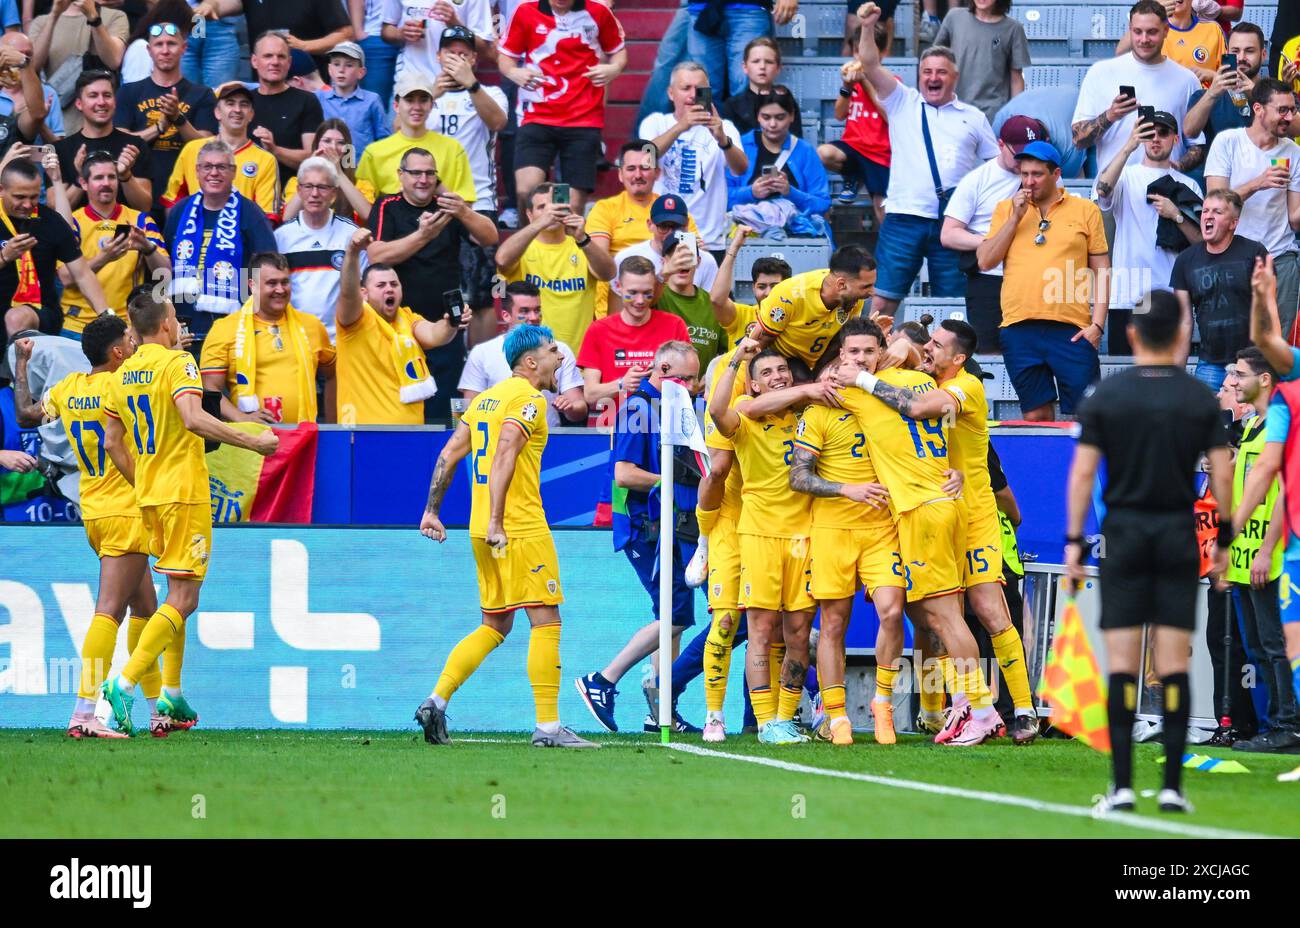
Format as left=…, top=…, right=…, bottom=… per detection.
left=1098, top=509, right=1200, bottom=632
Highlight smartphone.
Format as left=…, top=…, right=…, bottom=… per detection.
left=443, top=289, right=466, bottom=322
left=694, top=85, right=712, bottom=111
left=1119, top=85, right=1136, bottom=102
left=1222, top=53, right=1238, bottom=71
left=114, top=223, right=130, bottom=239
left=760, top=165, right=777, bottom=176
left=551, top=183, right=570, bottom=207
left=1137, top=105, right=1155, bottom=126
left=677, top=231, right=698, bottom=256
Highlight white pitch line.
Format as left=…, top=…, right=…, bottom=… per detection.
left=663, top=742, right=1273, bottom=840
left=455, top=737, right=639, bottom=746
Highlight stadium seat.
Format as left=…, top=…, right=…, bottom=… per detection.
left=1008, top=5, right=1086, bottom=58
left=733, top=238, right=834, bottom=282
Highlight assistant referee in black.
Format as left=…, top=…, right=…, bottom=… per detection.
left=1064, top=290, right=1232, bottom=815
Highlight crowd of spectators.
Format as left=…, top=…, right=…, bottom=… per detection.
left=0, top=0, right=1296, bottom=437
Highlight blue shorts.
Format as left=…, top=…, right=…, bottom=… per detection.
left=827, top=141, right=890, bottom=196
left=624, top=533, right=697, bottom=628
left=1282, top=544, right=1300, bottom=625
left=1000, top=320, right=1100, bottom=414
left=873, top=212, right=966, bottom=302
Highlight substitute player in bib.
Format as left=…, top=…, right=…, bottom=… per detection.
left=854, top=318, right=1040, bottom=744
left=99, top=288, right=279, bottom=734
left=417, top=324, right=597, bottom=749
left=710, top=340, right=841, bottom=743
left=791, top=319, right=905, bottom=745
left=37, top=317, right=180, bottom=739
left=834, top=349, right=1004, bottom=745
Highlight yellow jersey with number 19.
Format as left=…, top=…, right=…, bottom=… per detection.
left=755, top=269, right=860, bottom=368
left=839, top=368, right=950, bottom=517
left=793, top=404, right=891, bottom=530
left=44, top=371, right=138, bottom=520
left=103, top=343, right=208, bottom=507
left=731, top=405, right=810, bottom=537
left=941, top=369, right=996, bottom=520
left=461, top=375, right=550, bottom=540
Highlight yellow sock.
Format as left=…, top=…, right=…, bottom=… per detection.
left=954, top=662, right=994, bottom=710
left=769, top=643, right=786, bottom=696
left=777, top=684, right=801, bottom=721
left=704, top=610, right=738, bottom=712
left=696, top=505, right=720, bottom=537
left=162, top=617, right=187, bottom=690
left=940, top=656, right=957, bottom=695
left=527, top=624, right=561, bottom=725
left=434, top=625, right=505, bottom=701
left=127, top=614, right=162, bottom=700
left=875, top=663, right=899, bottom=701
left=122, top=605, right=183, bottom=686
left=822, top=683, right=847, bottom=721
left=78, top=613, right=119, bottom=700
left=918, top=659, right=945, bottom=714
left=991, top=626, right=1033, bottom=710
left=750, top=685, right=776, bottom=727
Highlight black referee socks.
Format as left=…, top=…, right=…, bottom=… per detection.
left=1161, top=673, right=1191, bottom=792
left=1107, top=673, right=1139, bottom=791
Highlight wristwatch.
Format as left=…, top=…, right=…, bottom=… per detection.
left=467, top=81, right=482, bottom=94
left=86, top=15, right=103, bottom=27
left=720, top=136, right=733, bottom=151
left=575, top=234, right=592, bottom=248
left=1173, top=212, right=1185, bottom=224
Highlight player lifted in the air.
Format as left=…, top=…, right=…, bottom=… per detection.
left=853, top=319, right=1040, bottom=744
left=31, top=317, right=181, bottom=738
left=99, top=288, right=279, bottom=734
left=834, top=331, right=1004, bottom=745
left=417, top=324, right=597, bottom=749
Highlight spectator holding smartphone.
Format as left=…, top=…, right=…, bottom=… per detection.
left=656, top=232, right=729, bottom=372
left=725, top=86, right=830, bottom=221
left=1184, top=22, right=1267, bottom=181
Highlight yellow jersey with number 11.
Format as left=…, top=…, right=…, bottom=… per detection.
left=461, top=375, right=550, bottom=540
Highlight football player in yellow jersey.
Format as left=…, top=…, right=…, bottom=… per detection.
left=35, top=316, right=174, bottom=738
left=99, top=289, right=279, bottom=735
left=709, top=339, right=842, bottom=744
left=834, top=342, right=1005, bottom=746
left=855, top=318, right=1040, bottom=744
left=790, top=319, right=906, bottom=746
left=417, top=324, right=597, bottom=748
left=750, top=245, right=877, bottom=371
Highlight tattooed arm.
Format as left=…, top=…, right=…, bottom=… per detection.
left=419, top=422, right=472, bottom=542
left=11, top=339, right=43, bottom=427
left=1172, top=144, right=1206, bottom=174
left=789, top=447, right=891, bottom=507
left=866, top=378, right=956, bottom=420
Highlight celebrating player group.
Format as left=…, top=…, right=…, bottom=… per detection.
left=416, top=244, right=1039, bottom=748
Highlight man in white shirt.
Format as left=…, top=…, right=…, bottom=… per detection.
left=459, top=279, right=588, bottom=426
left=854, top=3, right=998, bottom=324
left=427, top=25, right=508, bottom=345
left=1096, top=111, right=1203, bottom=353
left=611, top=194, right=718, bottom=314
left=1071, top=1, right=1207, bottom=179
left=382, top=0, right=495, bottom=85
left=274, top=155, right=366, bottom=339
left=639, top=62, right=748, bottom=254
left=941, top=115, right=1048, bottom=352
left=1205, top=78, right=1300, bottom=338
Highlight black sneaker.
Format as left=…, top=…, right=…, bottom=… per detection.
left=414, top=697, right=450, bottom=745
left=1011, top=712, right=1039, bottom=745
left=1234, top=729, right=1300, bottom=753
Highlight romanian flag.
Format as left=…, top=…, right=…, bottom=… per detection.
left=1037, top=592, right=1111, bottom=753
left=207, top=422, right=318, bottom=523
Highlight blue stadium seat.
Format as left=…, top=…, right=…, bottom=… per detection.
left=733, top=238, right=834, bottom=281
left=1008, top=5, right=1086, bottom=58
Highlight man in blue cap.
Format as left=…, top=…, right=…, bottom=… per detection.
left=978, top=139, right=1111, bottom=421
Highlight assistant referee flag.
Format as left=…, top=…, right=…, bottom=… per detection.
left=1038, top=593, right=1111, bottom=753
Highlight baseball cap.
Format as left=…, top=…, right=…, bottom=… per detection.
left=215, top=81, right=254, bottom=103
left=998, top=115, right=1049, bottom=155
left=650, top=194, right=688, bottom=226
left=1148, top=110, right=1179, bottom=132
left=1015, top=140, right=1063, bottom=168
left=439, top=25, right=477, bottom=49
left=394, top=73, right=437, bottom=100
left=328, top=41, right=365, bottom=65
left=288, top=49, right=317, bottom=79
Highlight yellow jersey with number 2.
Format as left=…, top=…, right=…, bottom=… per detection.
left=731, top=404, right=810, bottom=537
left=794, top=404, right=892, bottom=530
left=839, top=367, right=951, bottom=518
left=461, top=376, right=550, bottom=540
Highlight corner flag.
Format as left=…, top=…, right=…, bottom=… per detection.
left=1038, top=593, right=1111, bottom=753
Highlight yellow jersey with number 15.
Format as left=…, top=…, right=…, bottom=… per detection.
left=942, top=369, right=996, bottom=521
left=839, top=367, right=950, bottom=517
left=461, top=375, right=550, bottom=540
left=103, top=343, right=208, bottom=507
left=793, top=404, right=891, bottom=530
left=755, top=269, right=860, bottom=368
left=44, top=371, right=138, bottom=520
left=731, top=404, right=810, bottom=537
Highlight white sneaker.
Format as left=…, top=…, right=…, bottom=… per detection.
left=702, top=719, right=726, bottom=742
left=1091, top=787, right=1136, bottom=818
left=685, top=538, right=709, bottom=588
left=1157, top=789, right=1193, bottom=813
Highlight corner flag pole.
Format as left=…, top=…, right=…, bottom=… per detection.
left=658, top=396, right=674, bottom=745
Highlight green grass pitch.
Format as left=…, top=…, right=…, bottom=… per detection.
left=2, top=729, right=1297, bottom=838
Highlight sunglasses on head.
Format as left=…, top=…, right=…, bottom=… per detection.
left=149, top=23, right=181, bottom=37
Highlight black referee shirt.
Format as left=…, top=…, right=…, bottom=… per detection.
left=1075, top=365, right=1228, bottom=512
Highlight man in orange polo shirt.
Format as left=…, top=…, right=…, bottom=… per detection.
left=978, top=141, right=1111, bottom=421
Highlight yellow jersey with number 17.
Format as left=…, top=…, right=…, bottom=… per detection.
left=103, top=343, right=208, bottom=507
left=942, top=369, right=996, bottom=520
left=839, top=367, right=950, bottom=517
left=44, top=371, right=138, bottom=520
left=755, top=269, right=860, bottom=368
left=731, top=405, right=810, bottom=537
left=461, top=375, right=550, bottom=540
left=793, top=404, right=891, bottom=530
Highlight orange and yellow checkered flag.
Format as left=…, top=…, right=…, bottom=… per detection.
left=1037, top=594, right=1111, bottom=753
